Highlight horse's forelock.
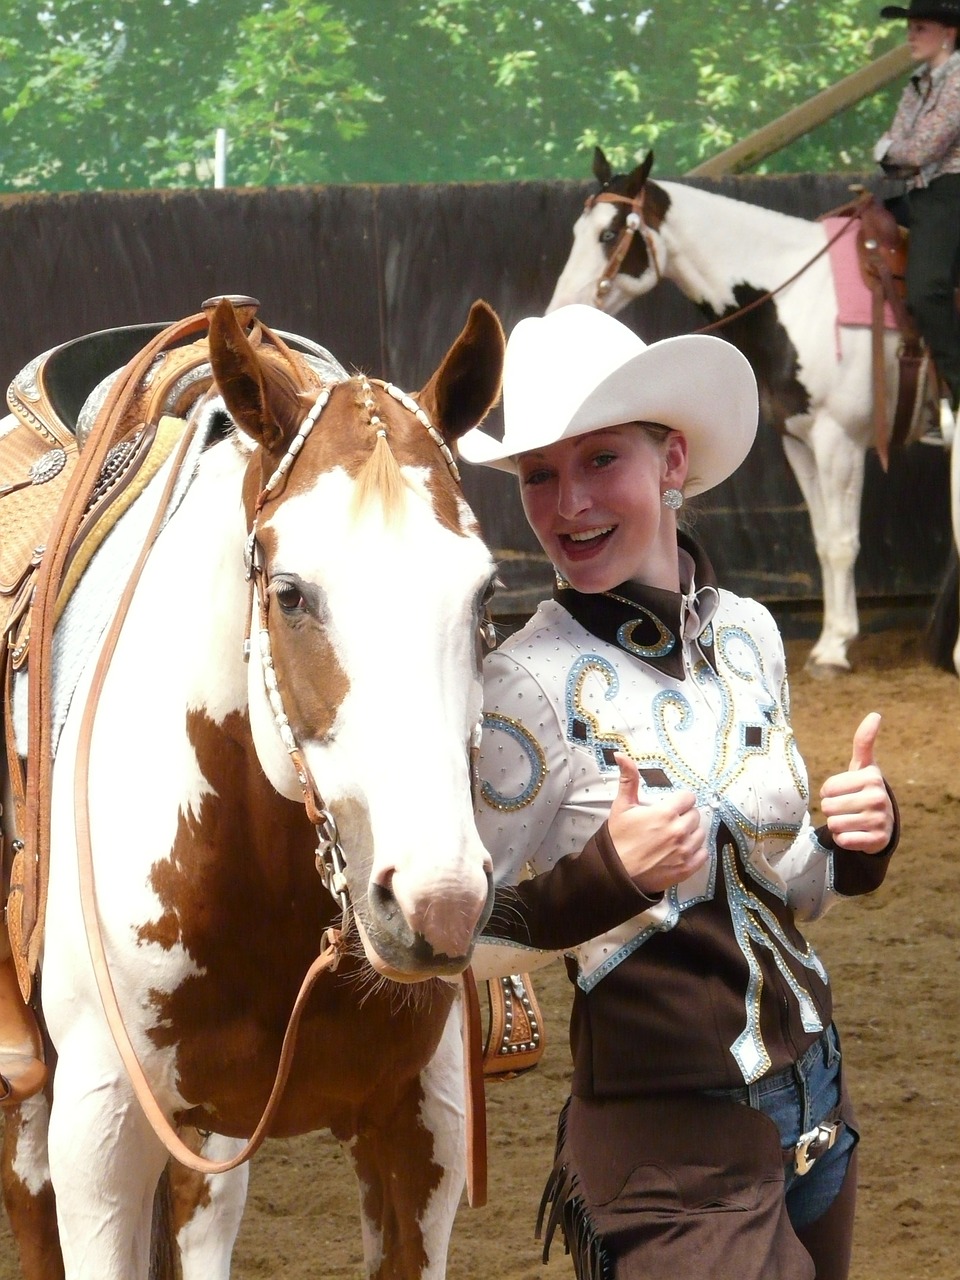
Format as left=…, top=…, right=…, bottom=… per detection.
left=350, top=432, right=408, bottom=523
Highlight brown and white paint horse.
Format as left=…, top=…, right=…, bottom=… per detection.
left=1, top=297, right=505, bottom=1278
left=548, top=148, right=940, bottom=675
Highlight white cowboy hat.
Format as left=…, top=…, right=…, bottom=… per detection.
left=458, top=304, right=759, bottom=496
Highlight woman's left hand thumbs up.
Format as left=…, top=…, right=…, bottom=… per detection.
left=819, top=712, right=894, bottom=854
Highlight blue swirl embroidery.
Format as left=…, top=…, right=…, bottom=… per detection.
left=564, top=654, right=631, bottom=770
left=479, top=713, right=547, bottom=811
left=616, top=606, right=675, bottom=658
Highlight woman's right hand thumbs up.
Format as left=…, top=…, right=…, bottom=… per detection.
left=607, top=754, right=709, bottom=895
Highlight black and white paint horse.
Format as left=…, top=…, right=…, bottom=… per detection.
left=548, top=148, right=952, bottom=674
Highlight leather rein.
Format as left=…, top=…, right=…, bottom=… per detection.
left=70, top=353, right=489, bottom=1201
left=586, top=185, right=868, bottom=330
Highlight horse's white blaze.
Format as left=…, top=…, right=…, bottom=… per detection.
left=250, top=464, right=494, bottom=960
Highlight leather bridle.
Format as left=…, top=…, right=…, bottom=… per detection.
left=585, top=186, right=662, bottom=305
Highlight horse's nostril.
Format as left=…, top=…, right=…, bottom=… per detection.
left=368, top=879, right=403, bottom=931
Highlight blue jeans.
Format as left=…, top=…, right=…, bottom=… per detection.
left=706, top=1024, right=858, bottom=1231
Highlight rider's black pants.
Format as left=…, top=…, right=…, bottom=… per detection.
left=904, top=173, right=960, bottom=409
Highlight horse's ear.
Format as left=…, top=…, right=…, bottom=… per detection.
left=208, top=299, right=300, bottom=454
left=592, top=146, right=612, bottom=188
left=625, top=150, right=654, bottom=198
left=417, top=300, right=505, bottom=443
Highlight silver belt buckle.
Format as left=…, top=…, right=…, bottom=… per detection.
left=795, top=1121, right=840, bottom=1176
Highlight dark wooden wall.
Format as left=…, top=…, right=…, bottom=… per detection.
left=0, top=175, right=949, bottom=622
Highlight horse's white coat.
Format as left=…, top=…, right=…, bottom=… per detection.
left=548, top=181, right=930, bottom=672
left=415, top=1001, right=469, bottom=1279
left=36, top=443, right=247, bottom=1275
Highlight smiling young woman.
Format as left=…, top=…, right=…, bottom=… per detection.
left=462, top=304, right=899, bottom=1280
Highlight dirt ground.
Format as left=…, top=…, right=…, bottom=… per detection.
left=2, top=626, right=957, bottom=1279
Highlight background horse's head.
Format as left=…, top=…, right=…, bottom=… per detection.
left=208, top=299, right=505, bottom=980
left=547, top=148, right=668, bottom=315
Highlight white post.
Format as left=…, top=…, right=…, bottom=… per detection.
left=214, top=128, right=227, bottom=188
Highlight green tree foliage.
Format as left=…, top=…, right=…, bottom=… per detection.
left=0, top=0, right=909, bottom=192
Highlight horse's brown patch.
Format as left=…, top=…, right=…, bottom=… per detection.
left=141, top=709, right=455, bottom=1142
left=1, top=1106, right=62, bottom=1279
left=167, top=1128, right=213, bottom=1237
left=351, top=1075, right=444, bottom=1279
left=244, top=522, right=352, bottom=748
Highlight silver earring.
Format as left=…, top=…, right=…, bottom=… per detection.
left=662, top=487, right=684, bottom=510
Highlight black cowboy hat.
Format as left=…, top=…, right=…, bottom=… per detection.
left=880, top=0, right=960, bottom=23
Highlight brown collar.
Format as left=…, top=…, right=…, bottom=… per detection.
left=553, top=533, right=720, bottom=681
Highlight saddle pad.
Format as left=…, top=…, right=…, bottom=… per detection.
left=10, top=404, right=215, bottom=759
left=56, top=414, right=186, bottom=619
left=0, top=415, right=78, bottom=609
left=823, top=217, right=896, bottom=331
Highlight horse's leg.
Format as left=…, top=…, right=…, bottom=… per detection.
left=347, top=1002, right=465, bottom=1280
left=173, top=1131, right=249, bottom=1280
left=2, top=1093, right=64, bottom=1279
left=782, top=420, right=864, bottom=673
left=46, top=1033, right=168, bottom=1279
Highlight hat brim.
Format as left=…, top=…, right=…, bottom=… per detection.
left=880, top=3, right=960, bottom=16
left=459, top=331, right=758, bottom=497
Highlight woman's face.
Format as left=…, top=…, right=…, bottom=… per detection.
left=517, top=423, right=688, bottom=595
left=906, top=18, right=955, bottom=63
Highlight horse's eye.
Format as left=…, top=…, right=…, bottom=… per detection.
left=600, top=228, right=616, bottom=244
left=275, top=581, right=306, bottom=613
left=480, top=576, right=501, bottom=608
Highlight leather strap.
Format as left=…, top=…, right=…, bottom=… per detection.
left=870, top=282, right=891, bottom=470
left=67, top=412, right=354, bottom=1173
left=19, top=312, right=211, bottom=996
left=698, top=212, right=862, bottom=336
left=862, top=242, right=930, bottom=469
left=460, top=967, right=488, bottom=1208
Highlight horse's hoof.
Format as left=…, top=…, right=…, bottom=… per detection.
left=803, top=658, right=851, bottom=679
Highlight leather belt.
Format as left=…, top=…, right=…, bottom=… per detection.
left=784, top=1117, right=842, bottom=1177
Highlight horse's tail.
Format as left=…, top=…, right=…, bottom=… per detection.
left=926, top=543, right=959, bottom=673
left=148, top=1166, right=178, bottom=1280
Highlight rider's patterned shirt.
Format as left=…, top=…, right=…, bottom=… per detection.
left=476, top=537, right=896, bottom=1097
left=879, top=50, right=960, bottom=188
